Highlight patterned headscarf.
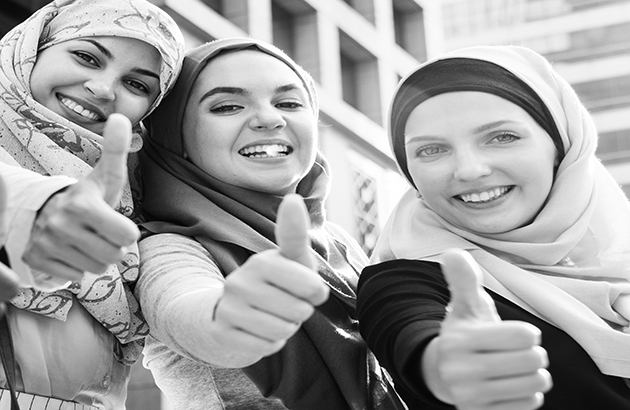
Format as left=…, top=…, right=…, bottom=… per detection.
left=0, top=0, right=185, bottom=364
left=374, top=45, right=630, bottom=378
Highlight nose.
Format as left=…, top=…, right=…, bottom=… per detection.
left=248, top=106, right=286, bottom=130
left=84, top=78, right=115, bottom=101
left=452, top=149, right=492, bottom=181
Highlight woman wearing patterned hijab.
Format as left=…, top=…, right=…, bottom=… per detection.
left=0, top=0, right=184, bottom=409
left=136, top=37, right=406, bottom=410
left=356, top=45, right=630, bottom=409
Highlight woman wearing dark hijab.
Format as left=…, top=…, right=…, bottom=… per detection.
left=356, top=45, right=630, bottom=410
left=136, top=37, right=406, bottom=410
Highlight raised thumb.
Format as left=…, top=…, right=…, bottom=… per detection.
left=442, top=248, right=500, bottom=323
left=87, top=114, right=132, bottom=206
left=276, top=194, right=315, bottom=270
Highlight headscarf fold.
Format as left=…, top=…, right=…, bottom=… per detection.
left=0, top=0, right=185, bottom=364
left=373, top=45, right=630, bottom=377
left=140, top=38, right=405, bottom=409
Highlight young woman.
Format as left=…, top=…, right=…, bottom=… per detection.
left=356, top=45, right=630, bottom=410
left=136, top=37, right=406, bottom=410
left=0, top=0, right=184, bottom=408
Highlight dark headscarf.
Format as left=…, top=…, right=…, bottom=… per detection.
left=140, top=38, right=405, bottom=410
left=390, top=58, right=564, bottom=187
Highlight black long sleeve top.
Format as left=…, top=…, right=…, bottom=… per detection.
left=357, top=259, right=630, bottom=410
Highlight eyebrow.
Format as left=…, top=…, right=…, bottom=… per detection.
left=198, top=83, right=303, bottom=104
left=405, top=119, right=521, bottom=145
left=77, top=38, right=160, bottom=81
left=473, top=120, right=517, bottom=133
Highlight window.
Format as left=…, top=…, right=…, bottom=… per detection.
left=572, top=75, right=630, bottom=112
left=200, top=0, right=248, bottom=31
left=393, top=0, right=427, bottom=61
left=272, top=0, right=320, bottom=82
left=596, top=129, right=630, bottom=165
left=340, top=0, right=376, bottom=24
left=339, top=30, right=382, bottom=124
left=352, top=168, right=380, bottom=256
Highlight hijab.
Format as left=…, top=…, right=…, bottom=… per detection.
left=140, top=38, right=405, bottom=409
left=374, top=45, right=630, bottom=378
left=0, top=0, right=184, bottom=364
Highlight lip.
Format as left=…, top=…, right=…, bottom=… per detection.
left=57, top=94, right=107, bottom=123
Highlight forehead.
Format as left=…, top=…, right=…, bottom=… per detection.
left=195, top=50, right=304, bottom=90
left=405, top=91, right=536, bottom=133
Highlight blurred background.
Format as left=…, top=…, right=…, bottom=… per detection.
left=2, top=0, right=630, bottom=408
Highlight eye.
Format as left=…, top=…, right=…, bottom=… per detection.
left=72, top=51, right=99, bottom=67
left=210, top=104, right=243, bottom=114
left=276, top=100, right=304, bottom=110
left=414, top=145, right=445, bottom=158
left=490, top=132, right=520, bottom=144
left=125, top=79, right=150, bottom=94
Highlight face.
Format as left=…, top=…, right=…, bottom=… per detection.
left=30, top=36, right=161, bottom=135
left=182, top=50, right=318, bottom=195
left=404, top=91, right=558, bottom=234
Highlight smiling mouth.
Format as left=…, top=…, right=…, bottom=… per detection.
left=239, top=144, right=292, bottom=158
left=457, top=186, right=513, bottom=203
left=59, top=97, right=103, bottom=122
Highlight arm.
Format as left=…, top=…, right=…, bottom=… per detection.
left=2, top=115, right=139, bottom=289
left=137, top=195, right=329, bottom=368
left=358, top=253, right=552, bottom=410
left=0, top=161, right=75, bottom=289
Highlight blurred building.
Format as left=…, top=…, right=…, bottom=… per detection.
left=435, top=0, right=630, bottom=196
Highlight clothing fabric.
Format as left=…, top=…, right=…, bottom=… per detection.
left=138, top=232, right=372, bottom=410
left=373, top=45, right=630, bottom=378
left=357, top=259, right=630, bottom=410
left=0, top=389, right=99, bottom=410
left=0, top=164, right=131, bottom=409
left=138, top=37, right=405, bottom=409
left=0, top=0, right=184, bottom=366
left=388, top=57, right=564, bottom=186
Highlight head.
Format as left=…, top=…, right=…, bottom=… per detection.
left=390, top=51, right=567, bottom=235
left=28, top=0, right=184, bottom=135
left=146, top=38, right=319, bottom=196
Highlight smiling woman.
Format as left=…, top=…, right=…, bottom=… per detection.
left=135, top=37, right=406, bottom=410
left=356, top=45, right=630, bottom=410
left=0, top=0, right=184, bottom=409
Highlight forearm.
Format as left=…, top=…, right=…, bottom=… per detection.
left=0, top=162, right=75, bottom=289
left=138, top=233, right=264, bottom=367
left=160, top=289, right=265, bottom=367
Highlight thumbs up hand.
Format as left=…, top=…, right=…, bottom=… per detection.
left=422, top=249, right=552, bottom=410
left=211, top=194, right=329, bottom=359
left=22, top=114, right=140, bottom=284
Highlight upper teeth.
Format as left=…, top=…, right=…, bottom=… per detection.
left=459, top=186, right=509, bottom=203
left=60, top=97, right=101, bottom=121
left=239, top=144, right=289, bottom=158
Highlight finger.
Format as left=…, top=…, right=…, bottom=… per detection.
left=86, top=113, right=132, bottom=206
left=218, top=296, right=306, bottom=342
left=276, top=194, right=315, bottom=270
left=442, top=248, right=500, bottom=323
